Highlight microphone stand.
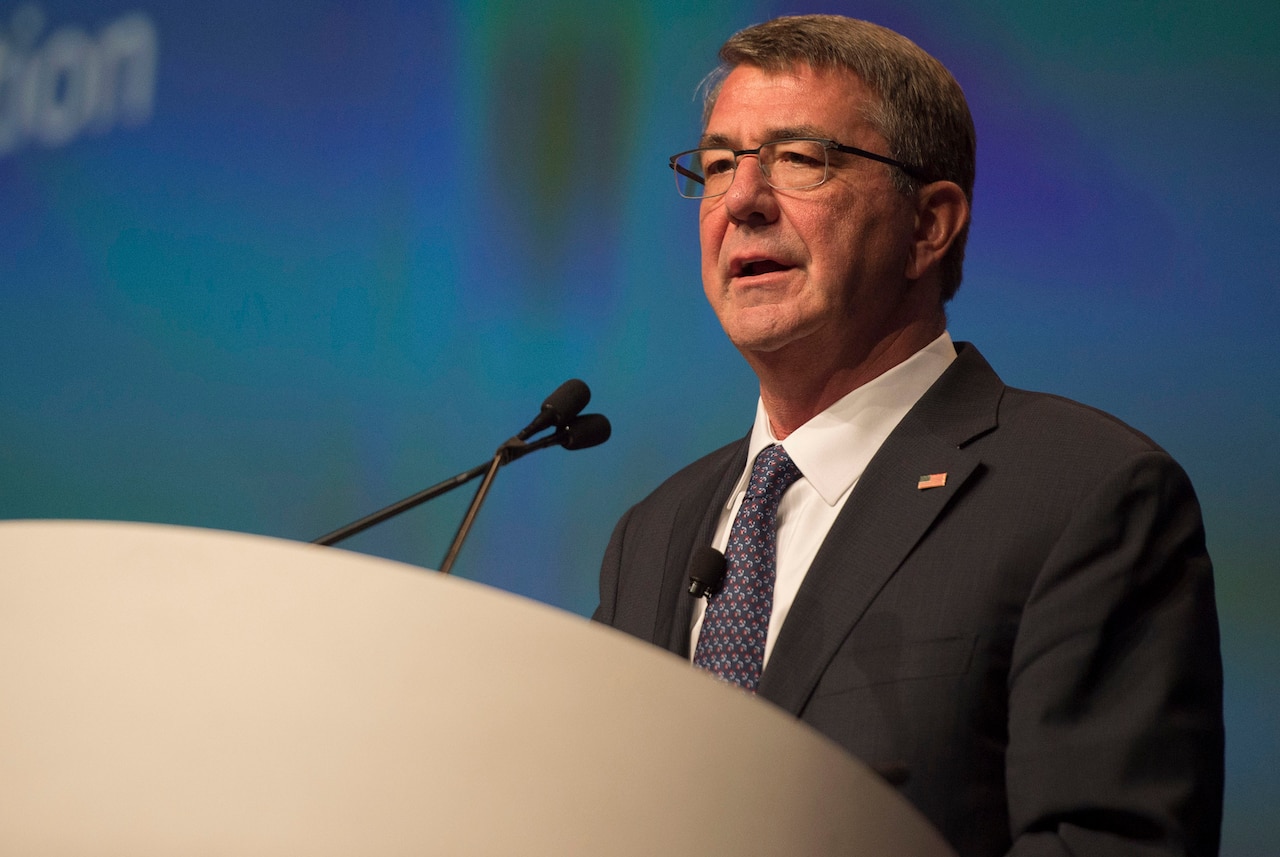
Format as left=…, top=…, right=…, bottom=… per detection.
left=310, top=464, right=488, bottom=548
left=311, top=434, right=559, bottom=550
left=309, top=372, right=609, bottom=573
left=437, top=438, right=524, bottom=576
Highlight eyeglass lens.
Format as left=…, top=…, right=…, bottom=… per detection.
left=673, top=140, right=829, bottom=198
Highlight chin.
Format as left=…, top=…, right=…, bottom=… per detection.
left=727, top=326, right=801, bottom=356
left=725, top=306, right=817, bottom=348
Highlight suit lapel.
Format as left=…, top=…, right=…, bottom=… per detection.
left=654, top=437, right=748, bottom=656
left=757, top=343, right=1004, bottom=713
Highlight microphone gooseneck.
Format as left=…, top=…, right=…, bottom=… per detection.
left=438, top=385, right=605, bottom=575
left=312, top=380, right=609, bottom=556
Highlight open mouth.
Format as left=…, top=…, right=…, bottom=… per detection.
left=738, top=259, right=791, bottom=277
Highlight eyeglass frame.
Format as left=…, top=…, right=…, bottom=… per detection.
left=667, top=137, right=933, bottom=199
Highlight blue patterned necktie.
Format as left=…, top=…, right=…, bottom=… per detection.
left=693, top=444, right=802, bottom=692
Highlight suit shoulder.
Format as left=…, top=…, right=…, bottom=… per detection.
left=943, top=343, right=1175, bottom=467
left=995, top=385, right=1174, bottom=463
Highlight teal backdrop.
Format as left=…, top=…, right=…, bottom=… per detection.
left=2, top=1, right=1276, bottom=851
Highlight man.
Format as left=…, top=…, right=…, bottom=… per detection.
left=593, top=15, right=1223, bottom=857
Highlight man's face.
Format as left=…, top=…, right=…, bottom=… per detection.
left=699, top=63, right=926, bottom=365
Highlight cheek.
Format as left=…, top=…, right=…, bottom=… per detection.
left=809, top=208, right=889, bottom=272
left=698, top=207, right=723, bottom=248
left=698, top=213, right=728, bottom=274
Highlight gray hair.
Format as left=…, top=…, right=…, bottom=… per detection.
left=703, top=15, right=976, bottom=300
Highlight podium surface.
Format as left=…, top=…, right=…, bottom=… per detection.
left=0, top=520, right=955, bottom=856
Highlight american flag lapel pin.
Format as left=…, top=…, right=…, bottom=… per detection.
left=917, top=472, right=947, bottom=490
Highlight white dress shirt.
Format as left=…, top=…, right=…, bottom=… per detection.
left=690, top=332, right=958, bottom=666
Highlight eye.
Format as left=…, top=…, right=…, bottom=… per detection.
left=769, top=141, right=823, bottom=168
left=700, top=151, right=736, bottom=177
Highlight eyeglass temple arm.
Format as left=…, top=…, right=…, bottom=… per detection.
left=669, top=161, right=706, bottom=186
left=833, top=143, right=931, bottom=183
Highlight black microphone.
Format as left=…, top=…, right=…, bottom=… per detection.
left=557, top=412, right=611, bottom=450
left=438, top=402, right=608, bottom=576
left=312, top=381, right=607, bottom=550
left=517, top=378, right=590, bottom=441
left=500, top=413, right=611, bottom=464
left=686, top=546, right=726, bottom=598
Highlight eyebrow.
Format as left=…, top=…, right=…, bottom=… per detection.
left=698, top=125, right=831, bottom=148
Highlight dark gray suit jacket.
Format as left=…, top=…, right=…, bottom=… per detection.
left=594, top=343, right=1223, bottom=856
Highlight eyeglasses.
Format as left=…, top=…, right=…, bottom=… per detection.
left=668, top=137, right=930, bottom=199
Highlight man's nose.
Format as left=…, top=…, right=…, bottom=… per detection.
left=721, top=155, right=779, bottom=222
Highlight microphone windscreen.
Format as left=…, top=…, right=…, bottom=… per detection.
left=686, top=546, right=726, bottom=597
left=518, top=379, right=593, bottom=441
left=559, top=413, right=611, bottom=450
left=543, top=378, right=590, bottom=425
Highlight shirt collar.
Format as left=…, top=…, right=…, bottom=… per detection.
left=738, top=331, right=957, bottom=506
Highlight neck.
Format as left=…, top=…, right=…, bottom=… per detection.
left=750, top=316, right=945, bottom=440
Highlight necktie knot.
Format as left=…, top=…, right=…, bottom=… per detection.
left=746, top=444, right=802, bottom=502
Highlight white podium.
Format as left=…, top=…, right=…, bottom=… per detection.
left=0, top=520, right=956, bottom=856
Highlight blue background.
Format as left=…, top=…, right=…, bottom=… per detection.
left=2, top=1, right=1276, bottom=851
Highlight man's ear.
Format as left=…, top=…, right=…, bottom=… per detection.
left=905, top=181, right=969, bottom=281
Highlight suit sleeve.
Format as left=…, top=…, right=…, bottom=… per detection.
left=592, top=506, right=633, bottom=625
left=1005, top=450, right=1224, bottom=856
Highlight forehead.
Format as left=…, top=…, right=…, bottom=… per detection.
left=702, top=63, right=878, bottom=146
